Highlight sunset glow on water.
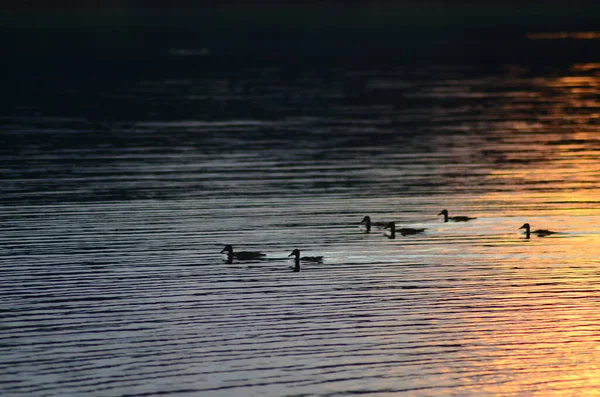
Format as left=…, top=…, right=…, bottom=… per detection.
left=2, top=6, right=600, bottom=394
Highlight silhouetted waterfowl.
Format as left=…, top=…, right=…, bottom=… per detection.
left=360, top=216, right=388, bottom=233
left=288, top=249, right=323, bottom=272
left=221, top=245, right=265, bottom=263
left=519, top=223, right=557, bottom=239
left=438, top=209, right=477, bottom=222
left=384, top=222, right=426, bottom=239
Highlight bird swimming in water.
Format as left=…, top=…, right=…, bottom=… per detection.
left=438, top=209, right=477, bottom=222
left=384, top=222, right=426, bottom=239
left=360, top=216, right=388, bottom=233
left=288, top=249, right=323, bottom=272
left=221, top=245, right=266, bottom=263
left=519, top=223, right=557, bottom=239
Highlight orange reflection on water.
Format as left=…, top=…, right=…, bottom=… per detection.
left=539, top=73, right=600, bottom=119
left=452, top=228, right=600, bottom=396
left=572, top=63, right=600, bottom=71
left=546, top=76, right=600, bottom=89
left=527, top=32, right=600, bottom=40
left=484, top=61, right=600, bottom=195
left=472, top=109, right=600, bottom=394
left=468, top=281, right=600, bottom=394
left=484, top=131, right=600, bottom=198
left=404, top=60, right=600, bottom=396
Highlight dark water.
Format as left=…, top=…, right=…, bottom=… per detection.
left=2, top=12, right=600, bottom=396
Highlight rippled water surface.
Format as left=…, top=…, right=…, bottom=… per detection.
left=3, top=35, right=600, bottom=396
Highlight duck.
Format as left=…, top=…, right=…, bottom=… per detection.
left=384, top=222, right=426, bottom=239
left=360, top=216, right=388, bottom=233
left=221, top=245, right=266, bottom=263
left=519, top=223, right=557, bottom=238
left=288, top=249, right=324, bottom=272
left=438, top=209, right=477, bottom=222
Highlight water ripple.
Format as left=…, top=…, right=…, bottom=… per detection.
left=2, top=63, right=600, bottom=397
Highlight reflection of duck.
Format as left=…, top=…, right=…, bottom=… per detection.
left=288, top=249, right=323, bottom=272
left=438, top=209, right=476, bottom=222
left=519, top=223, right=557, bottom=238
left=360, top=216, right=387, bottom=233
left=384, top=222, right=426, bottom=239
left=221, top=245, right=266, bottom=263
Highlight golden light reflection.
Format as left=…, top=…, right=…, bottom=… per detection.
left=461, top=257, right=600, bottom=394
left=539, top=76, right=600, bottom=118
left=546, top=76, right=600, bottom=88
left=453, top=229, right=600, bottom=396
left=572, top=63, right=600, bottom=71
left=527, top=32, right=600, bottom=40
left=480, top=60, right=600, bottom=207
left=400, top=60, right=600, bottom=396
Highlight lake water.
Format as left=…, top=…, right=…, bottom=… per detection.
left=2, top=14, right=600, bottom=396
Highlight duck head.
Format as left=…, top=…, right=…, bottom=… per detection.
left=438, top=209, right=448, bottom=216
left=360, top=216, right=372, bottom=233
left=519, top=223, right=530, bottom=231
left=221, top=245, right=233, bottom=254
left=384, top=222, right=395, bottom=238
left=289, top=249, right=301, bottom=272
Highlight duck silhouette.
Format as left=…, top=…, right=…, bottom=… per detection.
left=384, top=222, right=426, bottom=239
left=221, top=245, right=266, bottom=263
left=438, top=209, right=476, bottom=222
left=519, top=223, right=557, bottom=239
left=288, top=249, right=324, bottom=272
left=360, top=216, right=388, bottom=233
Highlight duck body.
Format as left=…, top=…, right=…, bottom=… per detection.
left=384, top=222, right=426, bottom=239
left=519, top=223, right=557, bottom=238
left=398, top=227, right=427, bottom=236
left=360, top=216, right=387, bottom=233
left=221, top=245, right=266, bottom=262
left=289, top=249, right=323, bottom=272
left=438, top=209, right=476, bottom=222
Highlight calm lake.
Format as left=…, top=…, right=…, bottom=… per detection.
left=2, top=10, right=600, bottom=396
